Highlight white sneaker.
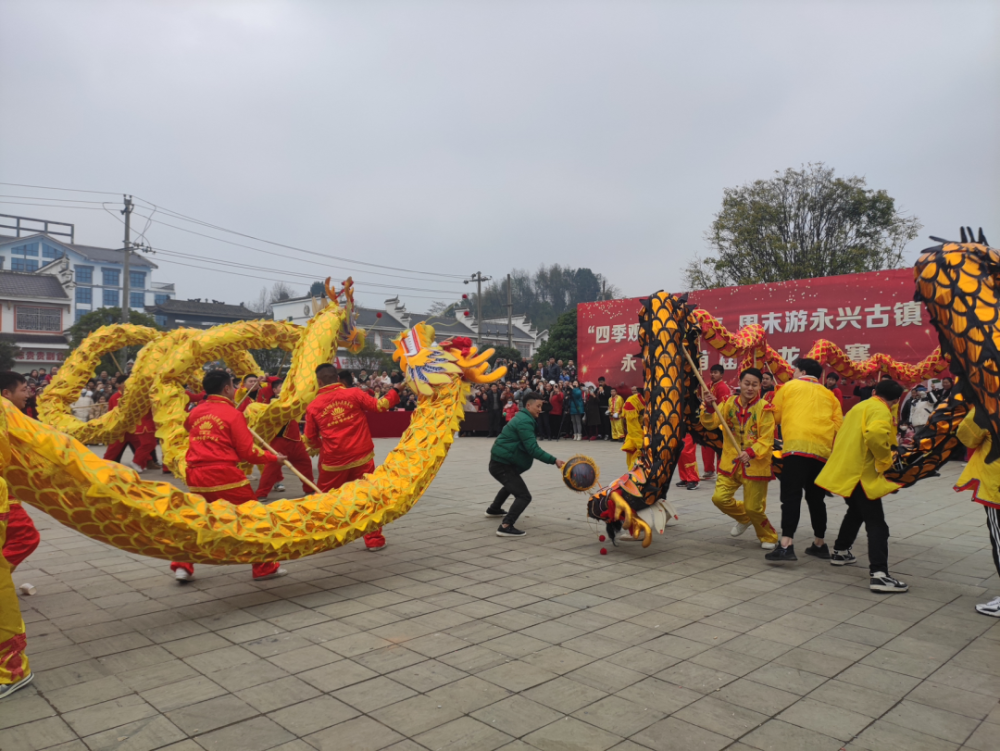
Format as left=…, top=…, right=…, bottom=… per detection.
left=975, top=595, right=1000, bottom=617
left=254, top=566, right=288, bottom=581
left=174, top=568, right=193, bottom=581
left=870, top=571, right=908, bottom=593
left=130, top=463, right=146, bottom=473
left=731, top=521, right=751, bottom=538
left=275, top=484, right=285, bottom=491
left=761, top=542, right=776, bottom=550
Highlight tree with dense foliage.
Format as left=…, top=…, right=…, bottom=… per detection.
left=685, top=163, right=921, bottom=290
left=487, top=346, right=523, bottom=367
left=351, top=337, right=396, bottom=374
left=0, top=341, right=19, bottom=371
left=534, top=309, right=577, bottom=364
left=471, top=264, right=619, bottom=335
left=309, top=281, right=326, bottom=298
left=68, top=308, right=162, bottom=374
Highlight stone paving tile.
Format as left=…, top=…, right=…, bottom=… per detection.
left=5, top=443, right=1000, bottom=750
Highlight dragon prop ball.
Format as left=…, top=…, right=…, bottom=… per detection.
left=15, top=281, right=505, bottom=565
left=587, top=232, right=1000, bottom=543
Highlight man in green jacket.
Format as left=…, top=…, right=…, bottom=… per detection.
left=487, top=392, right=566, bottom=537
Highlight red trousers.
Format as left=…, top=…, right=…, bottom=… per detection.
left=2, top=503, right=40, bottom=570
left=701, top=445, right=717, bottom=474
left=678, top=435, right=700, bottom=483
left=170, top=483, right=280, bottom=579
left=105, top=432, right=157, bottom=468
left=318, top=460, right=385, bottom=549
left=256, top=437, right=314, bottom=497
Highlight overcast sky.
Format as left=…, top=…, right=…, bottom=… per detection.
left=1, top=1, right=997, bottom=313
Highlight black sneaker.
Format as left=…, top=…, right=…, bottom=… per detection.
left=870, top=572, right=908, bottom=593
left=497, top=524, right=526, bottom=538
left=765, top=544, right=797, bottom=562
left=830, top=548, right=857, bottom=566
left=805, top=543, right=830, bottom=560
left=484, top=508, right=507, bottom=518
left=675, top=480, right=688, bottom=487
left=686, top=482, right=699, bottom=490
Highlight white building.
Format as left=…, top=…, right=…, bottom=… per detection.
left=0, top=228, right=174, bottom=325
left=271, top=295, right=549, bottom=358
left=0, top=271, right=72, bottom=367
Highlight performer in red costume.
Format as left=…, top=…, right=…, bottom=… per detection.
left=675, top=433, right=700, bottom=490
left=0, top=373, right=40, bottom=571
left=701, top=364, right=731, bottom=479
left=103, top=375, right=158, bottom=473
left=305, top=365, right=401, bottom=551
left=170, top=370, right=288, bottom=582
left=255, top=379, right=315, bottom=498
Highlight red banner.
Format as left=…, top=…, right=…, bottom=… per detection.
left=577, top=268, right=941, bottom=389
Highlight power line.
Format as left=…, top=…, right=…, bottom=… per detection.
left=129, top=199, right=470, bottom=280
left=0, top=181, right=123, bottom=196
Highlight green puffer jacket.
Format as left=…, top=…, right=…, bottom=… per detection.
left=490, top=410, right=557, bottom=472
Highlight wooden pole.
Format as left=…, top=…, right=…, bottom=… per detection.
left=247, top=425, right=323, bottom=495
left=682, top=345, right=741, bottom=452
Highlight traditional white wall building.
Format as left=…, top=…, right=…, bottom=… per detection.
left=0, top=271, right=72, bottom=367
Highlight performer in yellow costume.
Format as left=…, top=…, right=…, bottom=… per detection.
left=700, top=367, right=778, bottom=548
left=954, top=407, right=1000, bottom=617
left=0, top=407, right=32, bottom=700
left=621, top=387, right=645, bottom=469
left=609, top=388, right=625, bottom=440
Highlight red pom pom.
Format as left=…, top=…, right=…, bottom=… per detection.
left=600, top=548, right=607, bottom=555
left=599, top=535, right=606, bottom=542
left=462, top=293, right=468, bottom=299
left=464, top=311, right=470, bottom=317
left=376, top=312, right=382, bottom=318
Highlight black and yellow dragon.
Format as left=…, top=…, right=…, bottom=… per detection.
left=587, top=231, right=1000, bottom=541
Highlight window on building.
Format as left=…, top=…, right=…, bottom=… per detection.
left=102, top=268, right=120, bottom=287
left=12, top=259, right=38, bottom=272
left=103, top=289, right=119, bottom=307
left=11, top=243, right=38, bottom=258
left=76, top=266, right=93, bottom=284
left=130, top=292, right=144, bottom=309
left=16, top=306, right=62, bottom=332
left=154, top=294, right=169, bottom=305
left=155, top=315, right=168, bottom=327
left=76, top=287, right=92, bottom=304
left=129, top=271, right=146, bottom=289
left=42, top=243, right=63, bottom=260
left=76, top=310, right=87, bottom=323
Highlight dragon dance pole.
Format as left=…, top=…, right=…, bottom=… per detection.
left=681, top=346, right=742, bottom=452
left=247, top=425, right=324, bottom=495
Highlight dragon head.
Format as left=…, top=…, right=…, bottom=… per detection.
left=392, top=324, right=506, bottom=397
left=323, top=276, right=365, bottom=354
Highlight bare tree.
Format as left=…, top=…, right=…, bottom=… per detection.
left=247, top=282, right=300, bottom=317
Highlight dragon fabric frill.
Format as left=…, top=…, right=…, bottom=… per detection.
left=587, top=293, right=713, bottom=543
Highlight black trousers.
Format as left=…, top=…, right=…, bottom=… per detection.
left=537, top=412, right=551, bottom=439
left=833, top=483, right=889, bottom=574
left=487, top=460, right=532, bottom=526
left=488, top=410, right=503, bottom=436
left=985, top=506, right=1000, bottom=579
left=549, top=413, right=563, bottom=439
left=600, top=413, right=611, bottom=439
left=778, top=455, right=828, bottom=539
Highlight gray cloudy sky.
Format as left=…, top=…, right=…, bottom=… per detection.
left=1, top=0, right=997, bottom=313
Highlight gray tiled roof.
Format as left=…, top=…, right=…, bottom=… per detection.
left=149, top=298, right=261, bottom=318
left=0, top=272, right=69, bottom=299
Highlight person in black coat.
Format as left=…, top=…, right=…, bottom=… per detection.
left=485, top=383, right=504, bottom=437
left=595, top=377, right=613, bottom=440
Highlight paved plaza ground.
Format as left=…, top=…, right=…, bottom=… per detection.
left=2, top=437, right=999, bottom=751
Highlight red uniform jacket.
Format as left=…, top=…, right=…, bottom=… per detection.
left=305, top=384, right=399, bottom=472
left=184, top=395, right=276, bottom=493
left=107, top=390, right=155, bottom=433
left=254, top=380, right=301, bottom=441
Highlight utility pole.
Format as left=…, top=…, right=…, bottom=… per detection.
left=121, top=195, right=133, bottom=324
left=506, top=273, right=513, bottom=348
left=464, top=271, right=491, bottom=345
